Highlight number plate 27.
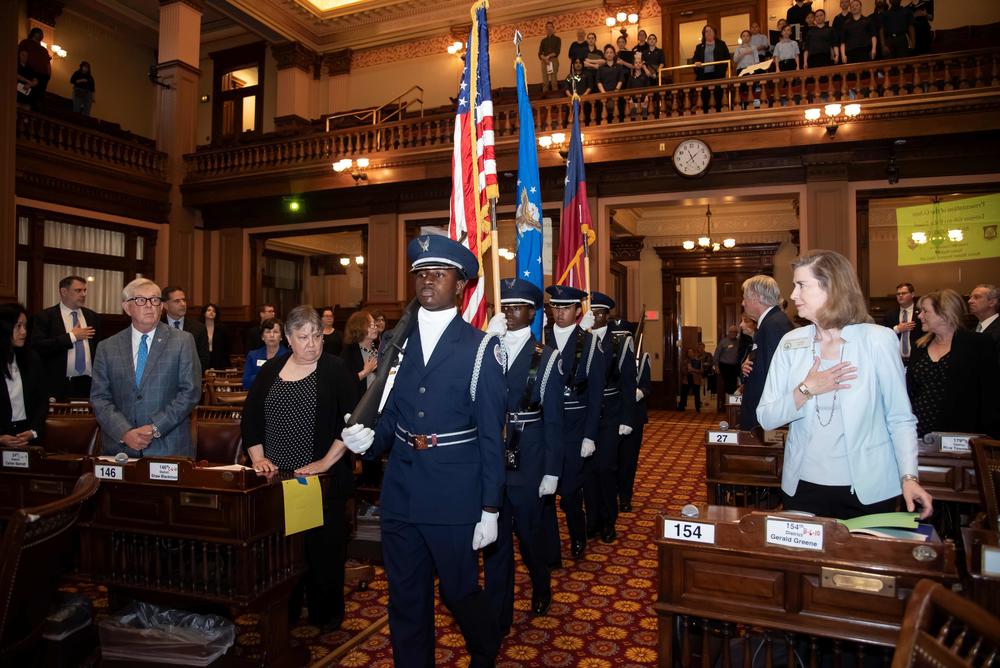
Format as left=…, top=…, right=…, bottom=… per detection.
left=664, top=519, right=716, bottom=544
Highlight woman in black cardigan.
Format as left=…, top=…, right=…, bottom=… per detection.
left=241, top=306, right=358, bottom=628
left=907, top=289, right=1000, bottom=438
left=201, top=303, right=231, bottom=370
left=0, top=304, right=47, bottom=445
left=693, top=24, right=731, bottom=112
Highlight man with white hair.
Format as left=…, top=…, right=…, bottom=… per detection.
left=739, top=275, right=793, bottom=430
left=90, top=277, right=201, bottom=457
left=969, top=283, right=1000, bottom=364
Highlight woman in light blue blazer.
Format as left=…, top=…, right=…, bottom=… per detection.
left=757, top=250, right=933, bottom=520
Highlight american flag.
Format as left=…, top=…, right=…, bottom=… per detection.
left=448, top=1, right=497, bottom=328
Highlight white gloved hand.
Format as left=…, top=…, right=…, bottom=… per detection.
left=543, top=312, right=549, bottom=328
left=636, top=389, right=644, bottom=402
left=580, top=438, right=596, bottom=457
left=472, top=510, right=499, bottom=550
left=341, top=414, right=374, bottom=454
left=579, top=310, right=595, bottom=331
left=618, top=424, right=633, bottom=436
left=486, top=313, right=507, bottom=337
left=538, top=475, right=559, bottom=497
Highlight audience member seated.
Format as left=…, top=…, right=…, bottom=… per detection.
left=804, top=9, right=839, bottom=68
left=320, top=306, right=343, bottom=357
left=241, top=305, right=357, bottom=629
left=0, top=304, right=46, bottom=447
left=758, top=249, right=932, bottom=520
left=243, top=317, right=288, bottom=389
left=69, top=61, right=96, bottom=116
left=906, top=289, right=1000, bottom=439
left=201, top=302, right=231, bottom=371
left=693, top=25, right=730, bottom=112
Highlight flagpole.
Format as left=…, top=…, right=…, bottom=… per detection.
left=489, top=198, right=501, bottom=314
left=582, top=224, right=591, bottom=313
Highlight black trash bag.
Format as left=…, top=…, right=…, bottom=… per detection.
left=98, top=600, right=235, bottom=666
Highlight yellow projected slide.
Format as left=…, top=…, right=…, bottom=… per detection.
left=896, top=194, right=1000, bottom=266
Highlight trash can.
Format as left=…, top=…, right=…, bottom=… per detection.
left=98, top=601, right=235, bottom=666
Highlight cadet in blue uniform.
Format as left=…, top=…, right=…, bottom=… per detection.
left=484, top=278, right=565, bottom=630
left=585, top=292, right=636, bottom=544
left=540, top=285, right=605, bottom=561
left=618, top=349, right=651, bottom=512
left=341, top=235, right=506, bottom=668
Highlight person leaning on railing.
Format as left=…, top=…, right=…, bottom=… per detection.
left=693, top=24, right=731, bottom=113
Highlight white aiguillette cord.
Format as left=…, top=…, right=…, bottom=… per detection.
left=377, top=339, right=407, bottom=414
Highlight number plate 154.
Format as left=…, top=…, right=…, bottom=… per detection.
left=664, top=519, right=716, bottom=544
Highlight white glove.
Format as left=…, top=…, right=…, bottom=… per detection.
left=543, top=312, right=549, bottom=328
left=538, top=475, right=559, bottom=497
left=341, top=414, right=374, bottom=454
left=472, top=510, right=499, bottom=550
left=579, top=310, right=595, bottom=331
left=636, top=389, right=644, bottom=402
left=486, top=313, right=507, bottom=337
left=580, top=438, right=596, bottom=457
left=618, top=424, right=633, bottom=436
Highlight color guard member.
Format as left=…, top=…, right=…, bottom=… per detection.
left=618, top=347, right=651, bottom=512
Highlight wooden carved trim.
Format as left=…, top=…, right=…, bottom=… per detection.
left=324, top=49, right=353, bottom=77
left=159, top=0, right=205, bottom=11
left=654, top=242, right=781, bottom=275
left=272, top=42, right=317, bottom=72
left=612, top=235, right=645, bottom=262
left=27, top=0, right=63, bottom=27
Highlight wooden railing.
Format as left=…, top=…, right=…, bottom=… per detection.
left=17, top=109, right=167, bottom=178
left=185, top=48, right=1000, bottom=180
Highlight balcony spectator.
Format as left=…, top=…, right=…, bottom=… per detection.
left=70, top=61, right=96, bottom=116
left=625, top=51, right=652, bottom=119
left=645, top=34, right=664, bottom=74
left=583, top=32, right=604, bottom=71
left=870, top=0, right=889, bottom=59
left=734, top=30, right=760, bottom=74
left=693, top=25, right=730, bottom=113
left=565, top=58, right=592, bottom=97
left=906, top=289, right=1000, bottom=439
left=749, top=22, right=770, bottom=58
left=908, top=0, right=933, bottom=56
left=616, top=35, right=633, bottom=67
left=770, top=19, right=787, bottom=50
left=17, top=28, right=51, bottom=112
left=568, top=29, right=590, bottom=66
left=786, top=0, right=813, bottom=43
left=320, top=306, right=343, bottom=356
left=539, top=22, right=562, bottom=94
left=804, top=9, right=839, bottom=68
left=840, top=0, right=877, bottom=64
left=16, top=49, right=37, bottom=110
left=596, top=45, right=624, bottom=123
left=633, top=30, right=650, bottom=58
left=774, top=24, right=801, bottom=72
left=832, top=0, right=852, bottom=38
left=880, top=0, right=914, bottom=59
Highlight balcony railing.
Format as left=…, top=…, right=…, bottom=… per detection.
left=17, top=109, right=167, bottom=178
left=185, top=48, right=1000, bottom=180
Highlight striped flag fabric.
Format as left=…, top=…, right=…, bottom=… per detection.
left=555, top=98, right=593, bottom=289
left=448, top=1, right=496, bottom=328
left=513, top=46, right=544, bottom=339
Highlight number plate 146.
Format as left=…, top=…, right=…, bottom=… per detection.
left=664, top=519, right=716, bottom=544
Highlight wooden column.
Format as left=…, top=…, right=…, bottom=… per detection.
left=802, top=152, right=852, bottom=258
left=366, top=213, right=402, bottom=317
left=156, top=0, right=202, bottom=290
left=324, top=49, right=352, bottom=114
left=272, top=42, right=317, bottom=132
left=0, top=0, right=18, bottom=302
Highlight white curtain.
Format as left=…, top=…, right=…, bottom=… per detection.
left=43, top=264, right=126, bottom=314
left=44, top=220, right=125, bottom=256
left=17, top=216, right=29, bottom=245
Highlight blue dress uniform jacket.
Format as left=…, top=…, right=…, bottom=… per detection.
left=618, top=352, right=651, bottom=508
left=635, top=352, right=652, bottom=426
left=484, top=337, right=565, bottom=630
left=370, top=315, right=506, bottom=523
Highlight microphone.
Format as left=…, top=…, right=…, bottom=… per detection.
left=680, top=504, right=700, bottom=518
left=114, top=452, right=129, bottom=464
left=719, top=420, right=730, bottom=430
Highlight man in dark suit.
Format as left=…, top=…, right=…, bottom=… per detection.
left=244, top=303, right=276, bottom=354
left=161, top=286, right=210, bottom=372
left=739, top=275, right=793, bottom=430
left=969, top=283, right=1000, bottom=364
left=30, top=274, right=101, bottom=401
left=91, top=278, right=201, bottom=457
left=881, top=282, right=922, bottom=365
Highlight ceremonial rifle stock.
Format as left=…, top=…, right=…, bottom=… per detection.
left=634, top=304, right=646, bottom=362
left=346, top=298, right=420, bottom=430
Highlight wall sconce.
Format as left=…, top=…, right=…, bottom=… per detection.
left=355, top=255, right=365, bottom=265
left=804, top=102, right=861, bottom=137
left=333, top=157, right=370, bottom=184
left=339, top=257, right=350, bottom=266
left=446, top=40, right=466, bottom=58
left=538, top=131, right=583, bottom=161
left=605, top=11, right=639, bottom=40
left=41, top=42, right=67, bottom=58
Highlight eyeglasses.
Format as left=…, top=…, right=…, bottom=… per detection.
left=127, top=296, right=162, bottom=307
left=896, top=291, right=912, bottom=296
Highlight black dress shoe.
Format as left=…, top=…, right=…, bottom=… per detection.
left=600, top=526, right=617, bottom=544
left=531, top=593, right=552, bottom=615
left=571, top=540, right=585, bottom=558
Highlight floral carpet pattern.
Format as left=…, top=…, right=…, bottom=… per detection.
left=326, top=409, right=716, bottom=668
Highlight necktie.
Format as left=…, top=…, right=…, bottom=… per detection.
left=71, top=311, right=86, bottom=375
left=135, top=334, right=149, bottom=388
left=901, top=309, right=910, bottom=358
left=173, top=320, right=181, bottom=329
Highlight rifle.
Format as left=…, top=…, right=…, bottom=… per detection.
left=634, top=304, right=646, bottom=363
left=345, top=298, right=420, bottom=430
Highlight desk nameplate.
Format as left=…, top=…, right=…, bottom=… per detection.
left=708, top=431, right=739, bottom=445
left=766, top=516, right=825, bottom=551
left=664, top=519, right=716, bottom=544
left=2, top=450, right=29, bottom=469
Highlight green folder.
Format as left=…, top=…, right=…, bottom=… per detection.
left=838, top=512, right=920, bottom=531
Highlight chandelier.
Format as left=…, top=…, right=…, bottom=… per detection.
left=682, top=205, right=735, bottom=252
left=909, top=196, right=963, bottom=250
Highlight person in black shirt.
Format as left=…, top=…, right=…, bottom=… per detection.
left=840, top=0, right=877, bottom=64
left=568, top=30, right=590, bottom=65
left=583, top=32, right=605, bottom=72
left=644, top=34, right=664, bottom=73
left=880, top=0, right=914, bottom=58
left=596, top=45, right=624, bottom=123
left=804, top=9, right=838, bottom=68
left=832, top=0, right=852, bottom=38
left=632, top=30, right=650, bottom=58
left=786, top=0, right=813, bottom=43
left=615, top=36, right=633, bottom=67
left=625, top=51, right=652, bottom=119
left=565, top=58, right=592, bottom=96
left=770, top=19, right=787, bottom=51
left=908, top=0, right=933, bottom=56
left=16, top=49, right=37, bottom=109
left=70, top=61, right=96, bottom=116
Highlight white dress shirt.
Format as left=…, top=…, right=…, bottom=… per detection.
left=59, top=302, right=92, bottom=377
left=131, top=325, right=157, bottom=370
left=552, top=323, right=575, bottom=352
left=417, top=307, right=456, bottom=365
left=167, top=317, right=185, bottom=330
left=6, top=360, right=26, bottom=422
left=978, top=313, right=998, bottom=333
left=501, top=327, right=532, bottom=371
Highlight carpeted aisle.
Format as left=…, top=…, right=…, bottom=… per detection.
left=325, top=408, right=719, bottom=667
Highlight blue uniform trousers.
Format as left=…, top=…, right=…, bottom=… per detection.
left=541, top=405, right=589, bottom=563
left=585, top=411, right=622, bottom=532
left=381, top=517, right=498, bottom=668
left=617, top=416, right=645, bottom=506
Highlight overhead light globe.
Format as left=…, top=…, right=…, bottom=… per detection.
left=355, top=255, right=365, bottom=265
left=723, top=238, right=736, bottom=248
left=605, top=16, right=617, bottom=27
left=616, top=11, right=627, bottom=23
left=804, top=108, right=821, bottom=121
left=947, top=229, right=963, bottom=242
left=824, top=103, right=842, bottom=117
left=339, top=257, right=351, bottom=266
left=910, top=231, right=927, bottom=244
left=356, top=157, right=370, bottom=168
left=538, top=135, right=552, bottom=148
left=844, top=103, right=861, bottom=117
left=551, top=132, right=566, bottom=145
left=698, top=236, right=710, bottom=248
left=682, top=240, right=695, bottom=250
left=628, top=13, right=639, bottom=24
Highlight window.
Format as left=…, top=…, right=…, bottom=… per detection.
left=211, top=43, right=265, bottom=142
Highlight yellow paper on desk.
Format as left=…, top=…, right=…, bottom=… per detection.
left=282, top=476, right=324, bottom=536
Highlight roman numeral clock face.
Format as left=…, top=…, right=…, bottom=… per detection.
left=672, top=138, right=712, bottom=177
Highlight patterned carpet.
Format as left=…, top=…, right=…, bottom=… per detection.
left=322, top=408, right=718, bottom=668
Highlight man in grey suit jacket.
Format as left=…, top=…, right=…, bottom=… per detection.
left=91, top=278, right=202, bottom=457
left=739, top=275, right=793, bottom=430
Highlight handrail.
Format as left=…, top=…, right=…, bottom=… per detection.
left=324, top=85, right=424, bottom=132
left=658, top=60, right=733, bottom=85
left=185, top=47, right=1000, bottom=181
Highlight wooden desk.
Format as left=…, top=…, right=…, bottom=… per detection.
left=961, top=526, right=1000, bottom=617
left=77, top=457, right=310, bottom=668
left=0, top=446, right=85, bottom=520
left=655, top=505, right=959, bottom=668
